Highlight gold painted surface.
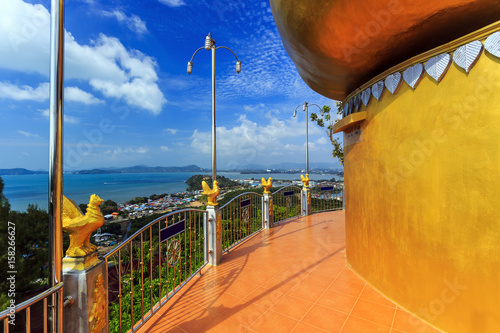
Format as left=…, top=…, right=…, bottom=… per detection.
left=89, top=273, right=106, bottom=333
left=216, top=215, right=222, bottom=240
left=261, top=177, right=273, bottom=194
left=269, top=0, right=500, bottom=100
left=300, top=174, right=310, bottom=188
left=332, top=111, right=367, bottom=134
left=62, top=252, right=99, bottom=271
left=202, top=180, right=220, bottom=206
left=62, top=195, right=104, bottom=257
left=344, top=39, right=500, bottom=332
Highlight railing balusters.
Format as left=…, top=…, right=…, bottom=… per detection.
left=43, top=297, right=47, bottom=333
left=129, top=241, right=134, bottom=332
left=26, top=307, right=30, bottom=333
left=140, top=232, right=144, bottom=323
left=118, top=249, right=122, bottom=333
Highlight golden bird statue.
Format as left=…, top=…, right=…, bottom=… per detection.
left=300, top=174, right=310, bottom=188
left=202, top=180, right=219, bottom=206
left=261, top=177, right=272, bottom=194
left=62, top=194, right=105, bottom=257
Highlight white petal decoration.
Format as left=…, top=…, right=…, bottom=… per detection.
left=353, top=94, right=361, bottom=112
left=371, top=81, right=384, bottom=101
left=347, top=99, right=353, bottom=115
left=361, top=87, right=371, bottom=107
left=453, top=40, right=483, bottom=73
left=485, top=32, right=500, bottom=58
left=425, top=53, right=451, bottom=82
left=403, top=63, right=424, bottom=89
left=385, top=72, right=402, bottom=94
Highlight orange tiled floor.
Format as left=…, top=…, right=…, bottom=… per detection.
left=137, top=211, right=441, bottom=333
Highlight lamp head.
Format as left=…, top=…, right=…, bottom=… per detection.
left=302, top=102, right=307, bottom=111
left=205, top=33, right=213, bottom=50
left=236, top=60, right=241, bottom=73
left=187, top=61, right=193, bottom=75
left=320, top=108, right=324, bottom=116
left=293, top=109, right=297, bottom=117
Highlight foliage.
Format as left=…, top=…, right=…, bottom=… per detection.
left=101, top=199, right=118, bottom=215
left=310, top=103, right=344, bottom=165
left=107, top=212, right=205, bottom=332
left=185, top=175, right=239, bottom=192
left=78, top=203, right=87, bottom=214
left=0, top=176, right=50, bottom=310
left=126, top=197, right=149, bottom=205
left=101, top=221, right=123, bottom=235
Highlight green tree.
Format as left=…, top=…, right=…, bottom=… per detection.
left=0, top=176, right=50, bottom=310
left=310, top=103, right=344, bottom=165
left=0, top=177, right=10, bottom=222
left=101, top=199, right=118, bottom=215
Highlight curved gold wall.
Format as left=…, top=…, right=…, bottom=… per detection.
left=344, top=34, right=500, bottom=332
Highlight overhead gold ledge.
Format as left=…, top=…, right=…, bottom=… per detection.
left=332, top=112, right=366, bottom=134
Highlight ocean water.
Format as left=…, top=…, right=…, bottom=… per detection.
left=1, top=172, right=337, bottom=212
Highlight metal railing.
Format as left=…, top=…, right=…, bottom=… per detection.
left=272, top=186, right=302, bottom=223
left=220, top=192, right=263, bottom=251
left=103, top=209, right=207, bottom=333
left=311, top=182, right=344, bottom=213
left=0, top=283, right=64, bottom=333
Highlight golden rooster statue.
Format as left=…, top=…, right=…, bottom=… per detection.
left=63, top=194, right=105, bottom=257
left=261, top=177, right=272, bottom=194
left=202, top=180, right=219, bottom=206
left=300, top=174, right=310, bottom=188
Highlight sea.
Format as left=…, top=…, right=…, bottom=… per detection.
left=2, top=172, right=338, bottom=212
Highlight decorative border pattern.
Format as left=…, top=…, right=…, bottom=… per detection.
left=342, top=31, right=500, bottom=118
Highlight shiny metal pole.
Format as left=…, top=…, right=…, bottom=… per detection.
left=212, top=42, right=216, bottom=183
left=49, top=0, right=64, bottom=331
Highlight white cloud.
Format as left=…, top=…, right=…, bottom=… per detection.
left=243, top=103, right=265, bottom=112
left=0, top=81, right=102, bottom=105
left=65, top=87, right=103, bottom=105
left=164, top=128, right=178, bottom=135
left=0, top=0, right=166, bottom=114
left=39, top=109, right=79, bottom=124
left=101, top=10, right=148, bottom=35
left=0, top=82, right=48, bottom=101
left=18, top=130, right=39, bottom=138
left=104, top=147, right=149, bottom=156
left=317, top=137, right=328, bottom=145
left=190, top=114, right=320, bottom=159
left=160, top=146, right=169, bottom=152
left=158, top=0, right=186, bottom=7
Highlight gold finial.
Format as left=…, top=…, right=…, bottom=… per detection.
left=62, top=194, right=104, bottom=257
left=202, top=180, right=220, bottom=206
left=300, top=174, right=310, bottom=189
left=261, top=177, right=272, bottom=194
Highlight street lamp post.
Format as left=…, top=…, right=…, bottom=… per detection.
left=187, top=33, right=241, bottom=185
left=188, top=34, right=240, bottom=266
left=294, top=102, right=323, bottom=175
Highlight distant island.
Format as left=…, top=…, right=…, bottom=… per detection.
left=73, top=165, right=207, bottom=174
left=1, top=164, right=343, bottom=176
left=0, top=168, right=48, bottom=175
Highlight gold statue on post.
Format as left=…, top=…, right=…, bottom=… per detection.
left=202, top=180, right=219, bottom=206
left=301, top=174, right=310, bottom=188
left=261, top=177, right=272, bottom=194
left=63, top=194, right=105, bottom=257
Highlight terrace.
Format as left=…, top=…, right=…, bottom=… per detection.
left=135, top=211, right=439, bottom=333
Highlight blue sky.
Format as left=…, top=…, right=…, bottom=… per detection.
left=0, top=0, right=342, bottom=171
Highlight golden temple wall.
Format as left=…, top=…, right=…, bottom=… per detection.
left=343, top=33, right=500, bottom=332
